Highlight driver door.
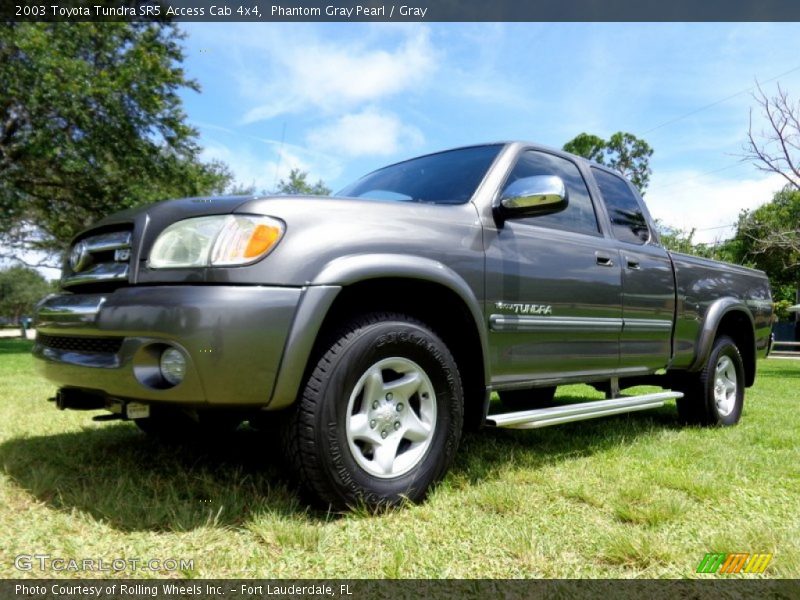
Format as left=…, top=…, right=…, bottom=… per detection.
left=485, top=150, right=623, bottom=386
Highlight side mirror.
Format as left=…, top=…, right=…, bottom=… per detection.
left=497, top=175, right=568, bottom=219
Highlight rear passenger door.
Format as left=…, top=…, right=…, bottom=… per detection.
left=591, top=168, right=676, bottom=371
left=485, top=150, right=623, bottom=385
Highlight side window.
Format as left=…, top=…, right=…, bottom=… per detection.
left=592, top=168, right=650, bottom=245
left=503, top=151, right=600, bottom=236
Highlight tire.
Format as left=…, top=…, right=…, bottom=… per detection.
left=498, top=387, right=557, bottom=411
left=134, top=407, right=241, bottom=440
left=676, top=335, right=745, bottom=426
left=281, top=312, right=463, bottom=510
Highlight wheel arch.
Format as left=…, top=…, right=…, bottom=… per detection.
left=689, top=298, right=756, bottom=387
left=268, top=254, right=489, bottom=428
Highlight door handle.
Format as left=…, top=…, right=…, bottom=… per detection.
left=626, top=257, right=641, bottom=270
left=595, top=252, right=614, bottom=267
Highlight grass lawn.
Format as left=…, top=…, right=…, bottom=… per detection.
left=1, top=338, right=798, bottom=579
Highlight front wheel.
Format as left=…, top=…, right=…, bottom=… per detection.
left=676, top=335, right=745, bottom=426
left=281, top=313, right=463, bottom=510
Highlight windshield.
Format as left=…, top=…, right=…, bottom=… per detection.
left=337, top=144, right=503, bottom=205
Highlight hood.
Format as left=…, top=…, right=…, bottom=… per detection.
left=79, top=194, right=482, bottom=288
left=93, top=195, right=258, bottom=230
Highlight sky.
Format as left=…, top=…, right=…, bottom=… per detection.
left=177, top=21, right=800, bottom=245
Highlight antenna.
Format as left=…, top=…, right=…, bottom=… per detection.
left=273, top=122, right=287, bottom=192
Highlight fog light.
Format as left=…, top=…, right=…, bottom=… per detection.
left=159, top=347, right=186, bottom=386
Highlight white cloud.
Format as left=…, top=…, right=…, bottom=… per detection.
left=239, top=27, right=436, bottom=123
left=306, top=108, right=424, bottom=157
left=646, top=170, right=787, bottom=244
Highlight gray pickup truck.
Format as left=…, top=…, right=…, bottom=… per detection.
left=33, top=142, right=773, bottom=509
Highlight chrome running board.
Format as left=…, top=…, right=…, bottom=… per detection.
left=486, top=391, right=683, bottom=429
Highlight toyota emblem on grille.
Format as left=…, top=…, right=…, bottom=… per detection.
left=69, top=240, right=89, bottom=272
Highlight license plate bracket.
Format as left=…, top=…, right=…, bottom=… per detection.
left=126, top=402, right=150, bottom=420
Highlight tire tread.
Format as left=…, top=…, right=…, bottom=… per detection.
left=280, top=312, right=461, bottom=508
left=676, top=335, right=744, bottom=427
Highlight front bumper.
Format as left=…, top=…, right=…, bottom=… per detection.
left=33, top=285, right=302, bottom=407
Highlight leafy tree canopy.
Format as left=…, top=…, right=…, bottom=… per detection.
left=654, top=220, right=736, bottom=262
left=0, top=265, right=53, bottom=323
left=0, top=22, right=231, bottom=266
left=227, top=169, right=332, bottom=197
left=562, top=133, right=606, bottom=163
left=563, top=131, right=654, bottom=194
left=275, top=168, right=332, bottom=196
left=728, top=187, right=800, bottom=306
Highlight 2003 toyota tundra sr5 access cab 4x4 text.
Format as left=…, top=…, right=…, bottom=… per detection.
left=34, top=142, right=773, bottom=509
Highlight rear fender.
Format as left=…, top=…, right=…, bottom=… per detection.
left=688, top=297, right=754, bottom=373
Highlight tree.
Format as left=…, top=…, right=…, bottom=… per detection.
left=728, top=187, right=800, bottom=308
left=738, top=83, right=800, bottom=317
left=655, top=222, right=703, bottom=255
left=562, top=133, right=607, bottom=164
left=0, top=22, right=231, bottom=267
left=743, top=83, right=800, bottom=191
left=228, top=182, right=257, bottom=196
left=654, top=220, right=736, bottom=262
left=275, top=168, right=332, bottom=196
left=563, top=131, right=654, bottom=194
left=0, top=266, right=52, bottom=325
left=225, top=170, right=331, bottom=197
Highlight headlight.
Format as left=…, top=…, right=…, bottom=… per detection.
left=149, top=215, right=284, bottom=269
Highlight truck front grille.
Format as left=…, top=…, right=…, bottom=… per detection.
left=36, top=333, right=124, bottom=354
left=62, top=228, right=132, bottom=289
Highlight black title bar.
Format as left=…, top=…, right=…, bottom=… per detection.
left=4, top=0, right=800, bottom=22
left=4, top=579, right=800, bottom=600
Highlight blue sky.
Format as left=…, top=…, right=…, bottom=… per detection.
left=180, top=22, right=800, bottom=243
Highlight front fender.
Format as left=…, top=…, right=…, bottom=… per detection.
left=266, top=254, right=489, bottom=410
left=314, top=252, right=488, bottom=368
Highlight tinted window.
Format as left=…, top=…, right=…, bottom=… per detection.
left=503, top=151, right=599, bottom=236
left=592, top=168, right=650, bottom=244
left=338, top=145, right=502, bottom=205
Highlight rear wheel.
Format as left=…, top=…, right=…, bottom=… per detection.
left=281, top=313, right=463, bottom=510
left=498, top=386, right=557, bottom=411
left=676, top=335, right=744, bottom=426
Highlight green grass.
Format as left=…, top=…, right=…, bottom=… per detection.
left=1, top=338, right=798, bottom=578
